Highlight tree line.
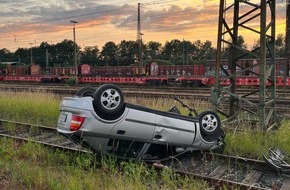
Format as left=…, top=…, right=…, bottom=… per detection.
left=0, top=34, right=285, bottom=68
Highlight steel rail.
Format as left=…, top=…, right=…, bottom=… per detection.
left=155, top=152, right=290, bottom=190
left=0, top=119, right=90, bottom=153
left=1, top=85, right=290, bottom=115
left=0, top=119, right=289, bottom=189
left=2, top=83, right=290, bottom=96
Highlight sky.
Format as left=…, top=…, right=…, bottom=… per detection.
left=0, top=0, right=287, bottom=52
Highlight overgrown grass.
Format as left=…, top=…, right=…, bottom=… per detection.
left=0, top=90, right=60, bottom=126
left=0, top=138, right=209, bottom=189
left=0, top=90, right=210, bottom=127
left=224, top=120, right=290, bottom=159
left=0, top=90, right=289, bottom=189
left=0, top=90, right=289, bottom=159
left=0, top=91, right=212, bottom=189
left=126, top=96, right=210, bottom=115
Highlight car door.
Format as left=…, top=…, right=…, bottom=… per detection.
left=110, top=108, right=156, bottom=141
left=153, top=114, right=196, bottom=146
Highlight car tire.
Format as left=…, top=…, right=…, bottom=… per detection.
left=93, top=84, right=124, bottom=114
left=76, top=86, right=96, bottom=97
left=198, top=110, right=221, bottom=136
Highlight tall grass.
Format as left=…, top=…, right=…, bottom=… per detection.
left=126, top=96, right=210, bottom=115
left=0, top=90, right=289, bottom=189
left=0, top=89, right=289, bottom=158
left=0, top=138, right=209, bottom=189
left=0, top=90, right=210, bottom=126
left=224, top=120, right=290, bottom=159
left=0, top=90, right=60, bottom=126
left=0, top=90, right=211, bottom=189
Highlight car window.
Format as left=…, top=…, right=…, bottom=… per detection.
left=106, top=139, right=144, bottom=158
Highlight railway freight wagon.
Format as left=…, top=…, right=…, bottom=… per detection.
left=88, top=65, right=145, bottom=77
left=204, top=58, right=287, bottom=76
left=80, top=63, right=205, bottom=77
left=1, top=64, right=28, bottom=76
left=77, top=63, right=207, bottom=86
left=0, top=63, right=203, bottom=85
left=1, top=59, right=290, bottom=87
left=3, top=64, right=43, bottom=82
left=157, top=65, right=205, bottom=76
left=49, top=67, right=76, bottom=76
left=2, top=64, right=43, bottom=76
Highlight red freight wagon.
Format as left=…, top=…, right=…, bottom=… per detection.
left=158, top=65, right=205, bottom=76
left=9, top=66, right=26, bottom=75
left=90, top=66, right=144, bottom=77
left=50, top=67, right=75, bottom=76
left=30, top=65, right=41, bottom=75
left=193, top=65, right=205, bottom=75
left=15, top=66, right=27, bottom=75
left=81, top=64, right=91, bottom=75
left=133, top=66, right=145, bottom=76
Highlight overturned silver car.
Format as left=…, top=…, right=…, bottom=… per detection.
left=57, top=84, right=224, bottom=162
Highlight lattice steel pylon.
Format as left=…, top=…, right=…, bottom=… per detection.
left=137, top=3, right=143, bottom=66
left=286, top=0, right=290, bottom=76
left=212, top=0, right=276, bottom=131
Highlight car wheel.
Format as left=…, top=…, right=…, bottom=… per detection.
left=76, top=86, right=96, bottom=97
left=198, top=110, right=221, bottom=136
left=93, top=84, right=124, bottom=114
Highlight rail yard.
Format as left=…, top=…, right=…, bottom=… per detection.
left=0, top=117, right=289, bottom=189
left=0, top=83, right=290, bottom=189
left=1, top=0, right=290, bottom=189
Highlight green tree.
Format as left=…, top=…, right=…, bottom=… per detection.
left=53, top=39, right=76, bottom=67
left=14, top=48, right=30, bottom=64
left=0, top=48, right=13, bottom=62
left=223, top=35, right=248, bottom=59
left=252, top=34, right=284, bottom=58
left=193, top=40, right=216, bottom=64
left=118, top=40, right=138, bottom=66
left=162, top=39, right=182, bottom=65
left=100, top=42, right=118, bottom=66
left=276, top=33, right=285, bottom=58
left=146, top=41, right=162, bottom=60
left=182, top=40, right=197, bottom=65
left=81, top=46, right=100, bottom=65
left=34, top=42, right=52, bottom=67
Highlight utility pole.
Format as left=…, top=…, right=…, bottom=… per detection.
left=29, top=43, right=33, bottom=64
left=182, top=39, right=185, bottom=65
left=46, top=49, right=49, bottom=68
left=70, top=20, right=78, bottom=76
left=285, top=0, right=290, bottom=76
left=212, top=0, right=276, bottom=131
left=137, top=3, right=143, bottom=66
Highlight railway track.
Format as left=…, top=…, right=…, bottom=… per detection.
left=0, top=119, right=289, bottom=189
left=1, top=82, right=290, bottom=92
left=158, top=152, right=290, bottom=190
left=0, top=119, right=89, bottom=153
left=1, top=84, right=290, bottom=115
left=1, top=83, right=290, bottom=99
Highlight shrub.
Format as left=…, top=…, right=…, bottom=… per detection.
left=66, top=77, right=78, bottom=86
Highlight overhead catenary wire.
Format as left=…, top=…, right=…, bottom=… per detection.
left=2, top=6, right=218, bottom=43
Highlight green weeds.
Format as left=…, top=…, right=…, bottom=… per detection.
left=0, top=90, right=289, bottom=189
left=0, top=138, right=209, bottom=189
left=224, top=120, right=290, bottom=158
left=0, top=90, right=59, bottom=126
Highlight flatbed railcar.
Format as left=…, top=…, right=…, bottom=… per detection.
left=0, top=63, right=208, bottom=86
left=0, top=58, right=289, bottom=87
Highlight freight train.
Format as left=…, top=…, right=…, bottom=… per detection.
left=0, top=58, right=289, bottom=87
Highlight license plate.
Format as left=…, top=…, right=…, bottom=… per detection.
left=59, top=113, right=67, bottom=122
